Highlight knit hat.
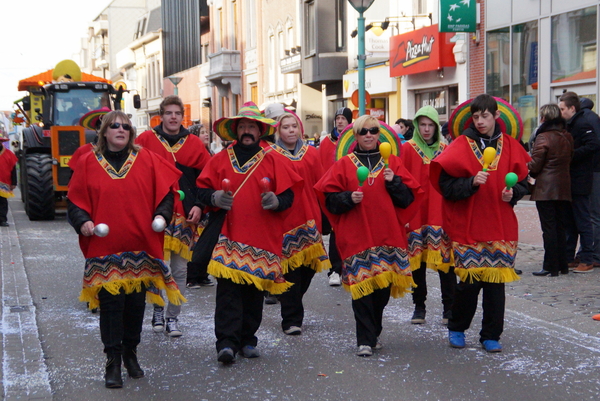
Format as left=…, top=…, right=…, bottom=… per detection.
left=263, top=103, right=287, bottom=120
left=79, top=107, right=111, bottom=130
left=213, top=102, right=278, bottom=142
left=334, top=107, right=353, bottom=125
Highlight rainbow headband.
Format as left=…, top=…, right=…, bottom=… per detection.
left=448, top=96, right=523, bottom=141
left=335, top=120, right=401, bottom=161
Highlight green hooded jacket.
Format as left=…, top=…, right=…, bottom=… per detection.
left=411, top=105, right=442, bottom=159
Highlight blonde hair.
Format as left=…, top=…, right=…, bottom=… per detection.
left=539, top=103, right=562, bottom=122
left=352, top=115, right=380, bottom=137
left=275, top=112, right=303, bottom=142
left=95, top=111, right=139, bottom=154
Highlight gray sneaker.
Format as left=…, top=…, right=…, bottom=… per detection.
left=240, top=345, right=260, bottom=358
left=356, top=345, right=373, bottom=357
left=283, top=326, right=302, bottom=335
left=165, top=318, right=182, bottom=337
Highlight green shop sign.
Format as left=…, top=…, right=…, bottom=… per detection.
left=439, top=0, right=476, bottom=33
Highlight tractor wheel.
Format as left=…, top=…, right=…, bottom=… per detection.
left=24, top=153, right=55, bottom=221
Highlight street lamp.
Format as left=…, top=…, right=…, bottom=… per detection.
left=348, top=0, right=376, bottom=116
left=167, top=75, right=183, bottom=96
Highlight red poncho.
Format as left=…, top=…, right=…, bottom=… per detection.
left=318, top=135, right=337, bottom=172
left=136, top=130, right=211, bottom=260
left=429, top=134, right=531, bottom=283
left=401, top=140, right=452, bottom=272
left=197, top=145, right=303, bottom=294
left=314, top=153, right=422, bottom=299
left=68, top=143, right=94, bottom=171
left=0, top=147, right=17, bottom=199
left=271, top=143, right=330, bottom=273
left=68, top=148, right=183, bottom=309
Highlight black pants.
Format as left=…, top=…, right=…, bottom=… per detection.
left=0, top=196, right=7, bottom=223
left=322, top=214, right=342, bottom=276
left=565, top=194, right=594, bottom=264
left=411, top=262, right=456, bottom=312
left=98, top=286, right=146, bottom=355
left=536, top=200, right=570, bottom=273
left=448, top=280, right=505, bottom=343
left=214, top=278, right=264, bottom=353
left=351, top=286, right=391, bottom=347
left=188, top=210, right=226, bottom=283
left=279, top=265, right=316, bottom=330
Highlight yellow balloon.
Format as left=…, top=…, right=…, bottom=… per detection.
left=482, top=147, right=496, bottom=171
left=379, top=142, right=392, bottom=165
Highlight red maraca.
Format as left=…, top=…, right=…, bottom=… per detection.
left=260, top=177, right=271, bottom=194
left=222, top=178, right=231, bottom=192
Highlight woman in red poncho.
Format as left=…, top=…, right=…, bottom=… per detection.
left=315, top=115, right=421, bottom=357
left=271, top=111, right=330, bottom=335
left=0, top=132, right=18, bottom=226
left=68, top=111, right=182, bottom=388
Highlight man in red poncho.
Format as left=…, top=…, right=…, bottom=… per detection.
left=195, top=102, right=302, bottom=364
left=136, top=95, right=211, bottom=337
left=430, top=94, right=531, bottom=353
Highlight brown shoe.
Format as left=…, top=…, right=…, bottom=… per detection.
left=593, top=262, right=600, bottom=268
left=573, top=263, right=594, bottom=273
left=568, top=261, right=580, bottom=269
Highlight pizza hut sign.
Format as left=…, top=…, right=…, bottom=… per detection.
left=390, top=24, right=456, bottom=77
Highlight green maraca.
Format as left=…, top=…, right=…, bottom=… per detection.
left=505, top=172, right=518, bottom=190
left=356, top=166, right=369, bottom=192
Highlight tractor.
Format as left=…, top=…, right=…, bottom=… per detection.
left=13, top=60, right=139, bottom=220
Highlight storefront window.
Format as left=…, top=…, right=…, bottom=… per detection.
left=486, top=28, right=510, bottom=100
left=551, top=6, right=597, bottom=83
left=512, top=21, right=538, bottom=144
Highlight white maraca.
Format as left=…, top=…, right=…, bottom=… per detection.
left=151, top=217, right=167, bottom=232
left=93, top=223, right=109, bottom=237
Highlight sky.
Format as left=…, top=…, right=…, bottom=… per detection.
left=0, top=0, right=113, bottom=112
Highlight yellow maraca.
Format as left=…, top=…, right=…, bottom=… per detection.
left=482, top=147, right=496, bottom=172
left=379, top=142, right=392, bottom=168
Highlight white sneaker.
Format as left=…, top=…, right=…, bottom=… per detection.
left=165, top=318, right=182, bottom=337
left=328, top=272, right=342, bottom=286
left=283, top=326, right=302, bottom=335
left=356, top=345, right=373, bottom=357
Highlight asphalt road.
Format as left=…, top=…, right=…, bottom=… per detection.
left=4, top=194, right=600, bottom=400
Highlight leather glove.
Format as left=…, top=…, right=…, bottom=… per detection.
left=261, top=191, right=279, bottom=210
left=212, top=190, right=233, bottom=210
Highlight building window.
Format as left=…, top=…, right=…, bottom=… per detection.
left=268, top=32, right=276, bottom=92
left=305, top=1, right=316, bottom=55
left=251, top=84, right=258, bottom=104
left=246, top=0, right=256, bottom=49
left=486, top=28, right=510, bottom=101
left=335, top=0, right=346, bottom=52
left=278, top=29, right=285, bottom=91
left=512, top=21, right=538, bottom=144
left=231, top=0, right=237, bottom=50
left=413, top=0, right=427, bottom=15
left=551, top=6, right=597, bottom=83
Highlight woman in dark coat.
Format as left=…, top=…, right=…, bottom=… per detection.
left=529, top=104, right=574, bottom=277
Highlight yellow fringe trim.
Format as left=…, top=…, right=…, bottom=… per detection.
left=454, top=267, right=520, bottom=284
left=163, top=236, right=194, bottom=262
left=0, top=191, right=14, bottom=199
left=344, top=271, right=415, bottom=300
left=208, top=260, right=293, bottom=295
left=281, top=243, right=330, bottom=274
left=409, top=250, right=453, bottom=273
left=79, top=277, right=187, bottom=310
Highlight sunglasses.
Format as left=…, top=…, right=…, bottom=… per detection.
left=358, top=127, right=380, bottom=136
left=109, top=122, right=132, bottom=130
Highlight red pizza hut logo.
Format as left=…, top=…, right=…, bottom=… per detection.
left=393, top=35, right=435, bottom=68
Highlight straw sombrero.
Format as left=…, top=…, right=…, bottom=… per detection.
left=335, top=120, right=401, bottom=161
left=79, top=107, right=111, bottom=130
left=213, top=101, right=277, bottom=142
left=448, top=97, right=523, bottom=141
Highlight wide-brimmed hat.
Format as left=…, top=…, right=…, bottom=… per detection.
left=213, top=102, right=278, bottom=142
left=448, top=97, right=523, bottom=141
left=335, top=120, right=401, bottom=161
left=0, top=131, right=9, bottom=142
left=79, top=107, right=111, bottom=130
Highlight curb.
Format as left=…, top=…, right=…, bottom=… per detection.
left=1, top=203, right=52, bottom=400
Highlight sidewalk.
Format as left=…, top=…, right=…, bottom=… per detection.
left=0, top=201, right=52, bottom=400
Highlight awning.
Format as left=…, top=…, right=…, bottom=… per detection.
left=18, top=70, right=109, bottom=91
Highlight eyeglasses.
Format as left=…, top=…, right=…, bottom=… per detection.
left=109, top=122, right=132, bottom=130
left=358, top=127, right=380, bottom=136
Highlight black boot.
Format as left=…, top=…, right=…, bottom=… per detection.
left=105, top=354, right=123, bottom=388
left=123, top=348, right=144, bottom=378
